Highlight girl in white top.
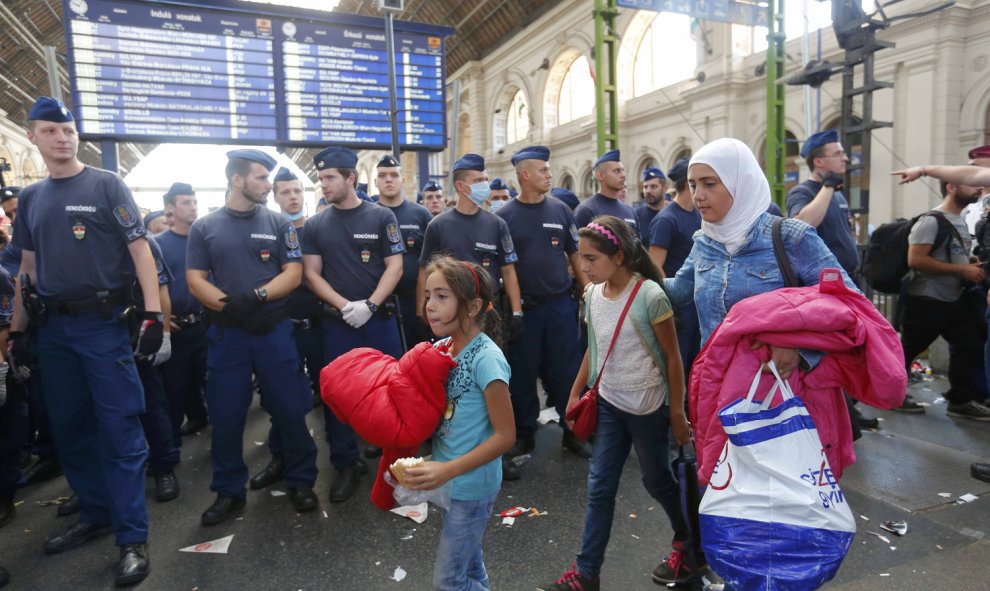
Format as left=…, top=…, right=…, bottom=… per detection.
left=539, top=215, right=692, bottom=591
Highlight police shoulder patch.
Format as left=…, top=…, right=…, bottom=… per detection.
left=386, top=222, right=400, bottom=244
left=570, top=224, right=579, bottom=242
left=113, top=205, right=137, bottom=227
left=0, top=295, right=12, bottom=315
left=285, top=227, right=300, bottom=250
left=501, top=235, right=514, bottom=254
left=155, top=255, right=164, bottom=275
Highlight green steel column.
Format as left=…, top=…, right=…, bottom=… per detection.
left=765, top=0, right=786, bottom=209
left=593, top=0, right=619, bottom=154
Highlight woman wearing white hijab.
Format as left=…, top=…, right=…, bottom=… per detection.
left=663, top=138, right=856, bottom=377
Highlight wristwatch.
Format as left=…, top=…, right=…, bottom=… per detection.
left=254, top=287, right=268, bottom=302
left=365, top=299, right=379, bottom=314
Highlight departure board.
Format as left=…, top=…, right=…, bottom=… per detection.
left=61, top=0, right=451, bottom=150
left=280, top=20, right=446, bottom=148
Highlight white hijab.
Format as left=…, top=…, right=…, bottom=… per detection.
left=690, top=138, right=771, bottom=255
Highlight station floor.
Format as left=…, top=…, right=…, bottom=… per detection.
left=1, top=375, right=988, bottom=590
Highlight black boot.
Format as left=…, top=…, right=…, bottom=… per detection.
left=249, top=457, right=284, bottom=490
left=21, top=457, right=61, bottom=486
left=328, top=464, right=362, bottom=502
left=153, top=472, right=179, bottom=503
left=56, top=494, right=80, bottom=517
left=288, top=485, right=318, bottom=512
left=0, top=497, right=13, bottom=528
left=501, top=455, right=521, bottom=481
left=200, top=495, right=245, bottom=526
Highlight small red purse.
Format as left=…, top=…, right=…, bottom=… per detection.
left=566, top=278, right=645, bottom=441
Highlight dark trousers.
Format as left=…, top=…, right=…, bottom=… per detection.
left=37, top=311, right=149, bottom=545
left=268, top=321, right=325, bottom=459
left=205, top=321, right=317, bottom=497
left=901, top=293, right=985, bottom=405
left=507, top=296, right=580, bottom=438
left=321, top=314, right=402, bottom=469
left=137, top=360, right=180, bottom=475
left=0, top=376, right=27, bottom=499
left=161, top=323, right=208, bottom=447
left=26, top=329, right=56, bottom=461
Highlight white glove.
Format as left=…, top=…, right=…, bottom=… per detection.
left=151, top=333, right=172, bottom=366
left=341, top=300, right=373, bottom=329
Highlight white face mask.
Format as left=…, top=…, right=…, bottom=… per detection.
left=489, top=200, right=506, bottom=213
left=466, top=181, right=491, bottom=206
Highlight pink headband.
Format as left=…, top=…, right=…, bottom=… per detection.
left=588, top=222, right=621, bottom=249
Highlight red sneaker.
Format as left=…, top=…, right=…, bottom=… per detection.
left=538, top=564, right=601, bottom=591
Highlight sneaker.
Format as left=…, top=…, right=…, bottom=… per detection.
left=892, top=395, right=925, bottom=413
left=538, top=565, right=600, bottom=591
left=946, top=400, right=990, bottom=421
left=652, top=544, right=696, bottom=585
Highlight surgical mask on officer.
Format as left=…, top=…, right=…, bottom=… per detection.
left=489, top=199, right=506, bottom=213
left=282, top=210, right=305, bottom=222
left=467, top=181, right=491, bottom=206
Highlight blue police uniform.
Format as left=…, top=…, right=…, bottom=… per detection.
left=496, top=187, right=582, bottom=439
left=187, top=206, right=318, bottom=499
left=383, top=199, right=433, bottom=350
left=301, top=200, right=404, bottom=468
left=574, top=194, right=638, bottom=231
left=155, top=228, right=208, bottom=445
left=134, top=236, right=180, bottom=476
left=634, top=201, right=662, bottom=243
left=13, top=166, right=149, bottom=545
left=0, top=267, right=27, bottom=503
left=420, top=210, right=518, bottom=289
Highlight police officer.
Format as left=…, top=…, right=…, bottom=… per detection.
left=420, top=179, right=445, bottom=217
left=157, top=182, right=209, bottom=441
left=250, top=168, right=325, bottom=491
left=10, top=96, right=160, bottom=585
left=634, top=166, right=667, bottom=243
left=302, top=146, right=402, bottom=502
left=134, top=234, right=180, bottom=503
left=416, top=153, right=523, bottom=477
left=487, top=177, right=511, bottom=213
left=551, top=187, right=580, bottom=212
left=374, top=155, right=433, bottom=351
left=143, top=211, right=167, bottom=235
left=496, top=146, right=590, bottom=466
left=574, top=149, right=639, bottom=231
left=186, top=149, right=319, bottom=524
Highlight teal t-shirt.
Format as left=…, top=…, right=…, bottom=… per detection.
left=432, top=333, right=510, bottom=501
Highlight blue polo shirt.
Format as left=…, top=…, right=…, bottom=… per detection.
left=634, top=201, right=662, bottom=243
left=786, top=180, right=859, bottom=275
left=187, top=205, right=301, bottom=314
left=155, top=229, right=201, bottom=316
left=13, top=166, right=147, bottom=299
left=382, top=200, right=433, bottom=297
left=496, top=196, right=577, bottom=296
left=420, top=208, right=518, bottom=291
left=649, top=201, right=701, bottom=278
left=574, top=193, right=638, bottom=231
left=301, top=201, right=404, bottom=302
left=286, top=224, right=322, bottom=320
left=0, top=244, right=21, bottom=277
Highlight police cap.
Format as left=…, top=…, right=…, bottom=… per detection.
left=27, top=96, right=74, bottom=123
left=143, top=210, right=165, bottom=228
left=164, top=182, right=194, bottom=201
left=510, top=145, right=550, bottom=166
left=800, top=130, right=840, bottom=159
left=594, top=149, right=621, bottom=169
left=489, top=178, right=508, bottom=191
left=273, top=168, right=298, bottom=183
left=377, top=155, right=400, bottom=168
left=422, top=179, right=442, bottom=192
left=452, top=153, right=485, bottom=172
left=642, top=167, right=666, bottom=182
left=551, top=187, right=580, bottom=211
left=226, top=149, right=277, bottom=172
left=314, top=146, right=358, bottom=170
left=667, top=158, right=690, bottom=183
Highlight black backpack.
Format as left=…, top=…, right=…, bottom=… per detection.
left=861, top=211, right=959, bottom=294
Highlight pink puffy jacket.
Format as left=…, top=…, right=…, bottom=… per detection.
left=321, top=342, right=455, bottom=510
left=690, top=269, right=906, bottom=487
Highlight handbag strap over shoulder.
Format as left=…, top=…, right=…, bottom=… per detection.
left=591, top=277, right=646, bottom=390
left=772, top=217, right=800, bottom=288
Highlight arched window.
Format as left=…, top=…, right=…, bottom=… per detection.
left=671, top=147, right=692, bottom=169
left=558, top=173, right=574, bottom=192
left=633, top=14, right=696, bottom=96
left=581, top=168, right=596, bottom=198
left=558, top=56, right=595, bottom=125
left=636, top=157, right=658, bottom=201
left=21, top=157, right=37, bottom=185
left=506, top=90, right=530, bottom=145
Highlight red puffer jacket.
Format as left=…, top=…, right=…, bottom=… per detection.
left=321, top=341, right=455, bottom=510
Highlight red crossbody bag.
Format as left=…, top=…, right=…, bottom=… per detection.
left=565, top=278, right=645, bottom=441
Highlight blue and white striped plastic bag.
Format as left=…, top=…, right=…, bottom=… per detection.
left=699, top=361, right=855, bottom=591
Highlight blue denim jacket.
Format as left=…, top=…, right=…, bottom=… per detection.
left=664, top=212, right=858, bottom=345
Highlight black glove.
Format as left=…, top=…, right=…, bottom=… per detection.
left=242, top=308, right=277, bottom=335
left=318, top=302, right=343, bottom=321
left=510, top=313, right=525, bottom=341
left=135, top=312, right=164, bottom=357
left=822, top=171, right=844, bottom=190
left=220, top=292, right=261, bottom=324
left=8, top=331, right=31, bottom=382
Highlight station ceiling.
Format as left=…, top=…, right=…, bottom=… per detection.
left=0, top=0, right=556, bottom=175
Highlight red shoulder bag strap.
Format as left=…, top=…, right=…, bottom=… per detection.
left=590, top=277, right=646, bottom=390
